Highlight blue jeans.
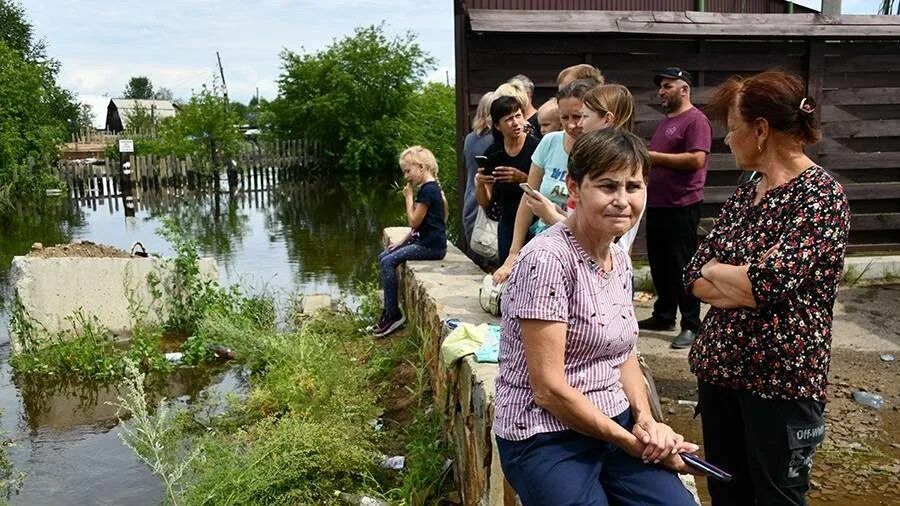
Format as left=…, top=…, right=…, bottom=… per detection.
left=497, top=409, right=696, bottom=506
left=378, top=240, right=446, bottom=319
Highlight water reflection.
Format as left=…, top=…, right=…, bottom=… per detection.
left=16, top=364, right=236, bottom=433
left=0, top=178, right=402, bottom=504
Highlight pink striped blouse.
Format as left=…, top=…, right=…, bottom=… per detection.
left=494, top=222, right=638, bottom=441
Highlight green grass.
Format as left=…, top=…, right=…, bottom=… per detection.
left=113, top=296, right=451, bottom=505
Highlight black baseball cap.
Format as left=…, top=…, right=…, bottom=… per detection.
left=654, top=67, right=693, bottom=87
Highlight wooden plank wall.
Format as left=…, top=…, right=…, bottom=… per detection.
left=463, top=33, right=900, bottom=255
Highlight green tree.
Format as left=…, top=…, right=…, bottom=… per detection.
left=268, top=24, right=435, bottom=173
left=150, top=83, right=243, bottom=170
left=153, top=87, right=174, bottom=101
left=123, top=76, right=154, bottom=99
left=0, top=0, right=46, bottom=62
left=229, top=100, right=249, bottom=125
left=73, top=102, right=95, bottom=132
left=0, top=1, right=86, bottom=210
left=0, top=41, right=67, bottom=207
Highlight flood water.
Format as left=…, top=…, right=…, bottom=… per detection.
left=0, top=180, right=401, bottom=504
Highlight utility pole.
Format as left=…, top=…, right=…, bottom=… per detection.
left=216, top=51, right=237, bottom=193
left=216, top=51, right=229, bottom=109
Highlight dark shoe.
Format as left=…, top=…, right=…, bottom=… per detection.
left=638, top=316, right=676, bottom=331
left=373, top=315, right=406, bottom=338
left=670, top=329, right=697, bottom=349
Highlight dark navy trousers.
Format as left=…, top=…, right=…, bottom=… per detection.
left=497, top=409, right=697, bottom=506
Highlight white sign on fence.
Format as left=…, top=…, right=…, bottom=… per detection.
left=118, top=139, right=134, bottom=153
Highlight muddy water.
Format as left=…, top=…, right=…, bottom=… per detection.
left=0, top=181, right=400, bottom=504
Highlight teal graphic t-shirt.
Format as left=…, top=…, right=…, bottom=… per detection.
left=530, top=131, right=569, bottom=235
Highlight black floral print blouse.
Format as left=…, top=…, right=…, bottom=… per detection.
left=684, top=166, right=850, bottom=401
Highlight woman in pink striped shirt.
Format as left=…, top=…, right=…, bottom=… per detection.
left=494, top=129, right=700, bottom=505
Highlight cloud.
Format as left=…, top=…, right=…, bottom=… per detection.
left=27, top=0, right=454, bottom=103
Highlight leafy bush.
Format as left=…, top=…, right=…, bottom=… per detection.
left=148, top=218, right=239, bottom=336
left=186, top=415, right=378, bottom=505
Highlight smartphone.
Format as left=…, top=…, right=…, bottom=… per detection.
left=476, top=155, right=493, bottom=176
left=680, top=453, right=733, bottom=482
left=519, top=182, right=541, bottom=199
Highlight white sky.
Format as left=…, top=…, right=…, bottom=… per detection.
left=23, top=0, right=884, bottom=127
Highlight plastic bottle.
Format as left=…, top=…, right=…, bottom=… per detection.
left=852, top=390, right=884, bottom=409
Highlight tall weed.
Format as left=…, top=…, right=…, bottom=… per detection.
left=112, top=359, right=200, bottom=505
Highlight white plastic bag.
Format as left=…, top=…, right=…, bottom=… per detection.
left=469, top=206, right=498, bottom=261
left=479, top=273, right=504, bottom=316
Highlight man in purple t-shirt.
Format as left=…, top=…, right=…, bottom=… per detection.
left=639, top=67, right=712, bottom=349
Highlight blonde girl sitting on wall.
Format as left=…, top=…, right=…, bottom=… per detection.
left=373, top=146, right=447, bottom=338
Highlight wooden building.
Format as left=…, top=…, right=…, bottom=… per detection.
left=454, top=4, right=900, bottom=255
left=104, top=99, right=177, bottom=133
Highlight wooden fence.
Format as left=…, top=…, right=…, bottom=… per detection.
left=69, top=128, right=124, bottom=145
left=457, top=10, right=900, bottom=255
left=57, top=139, right=318, bottom=201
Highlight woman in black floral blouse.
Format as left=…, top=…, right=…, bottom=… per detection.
left=684, top=71, right=850, bottom=505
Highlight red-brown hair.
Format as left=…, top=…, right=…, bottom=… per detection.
left=706, top=70, right=820, bottom=145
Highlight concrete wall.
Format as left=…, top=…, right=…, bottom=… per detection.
left=9, top=256, right=217, bottom=352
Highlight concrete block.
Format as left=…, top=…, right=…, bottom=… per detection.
left=843, top=255, right=900, bottom=281
left=300, top=294, right=332, bottom=315
left=10, top=255, right=217, bottom=352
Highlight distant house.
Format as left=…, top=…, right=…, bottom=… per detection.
left=104, top=99, right=178, bottom=133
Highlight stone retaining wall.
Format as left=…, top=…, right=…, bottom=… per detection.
left=383, top=227, right=509, bottom=505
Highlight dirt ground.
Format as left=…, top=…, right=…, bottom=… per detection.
left=26, top=240, right=131, bottom=258
left=638, top=283, right=900, bottom=506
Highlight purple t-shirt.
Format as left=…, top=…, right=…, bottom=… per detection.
left=647, top=107, right=712, bottom=208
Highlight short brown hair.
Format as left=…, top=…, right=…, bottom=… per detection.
left=568, top=129, right=651, bottom=184
left=706, top=70, right=820, bottom=145
left=557, top=64, right=605, bottom=87
left=583, top=84, right=635, bottom=133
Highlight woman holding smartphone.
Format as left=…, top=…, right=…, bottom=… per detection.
left=492, top=79, right=596, bottom=284
left=474, top=95, right=539, bottom=264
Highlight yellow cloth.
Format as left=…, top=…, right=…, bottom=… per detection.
left=441, top=323, right=490, bottom=368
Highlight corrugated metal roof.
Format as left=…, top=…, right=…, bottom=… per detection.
left=110, top=99, right=177, bottom=114
left=109, top=99, right=177, bottom=128
left=467, top=10, right=900, bottom=37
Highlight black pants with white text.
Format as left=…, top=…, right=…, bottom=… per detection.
left=698, top=382, right=825, bottom=506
